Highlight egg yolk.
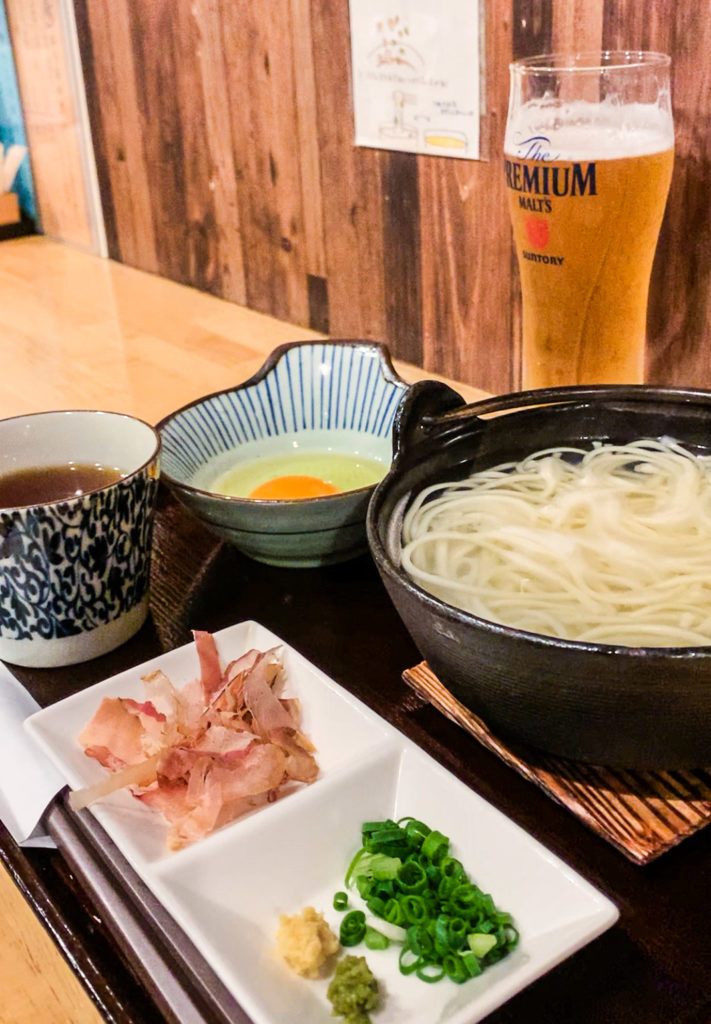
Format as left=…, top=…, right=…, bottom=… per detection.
left=248, top=475, right=341, bottom=500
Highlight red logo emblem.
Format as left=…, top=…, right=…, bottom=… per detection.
left=525, top=217, right=549, bottom=249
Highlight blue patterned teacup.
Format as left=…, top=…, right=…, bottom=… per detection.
left=0, top=410, right=160, bottom=668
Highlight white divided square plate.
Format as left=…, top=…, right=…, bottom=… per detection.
left=25, top=620, right=619, bottom=1024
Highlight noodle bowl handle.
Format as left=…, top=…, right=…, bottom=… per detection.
left=392, top=380, right=471, bottom=466
left=428, top=383, right=711, bottom=426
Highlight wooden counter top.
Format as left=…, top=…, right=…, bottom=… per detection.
left=0, top=236, right=486, bottom=423
left=1, top=860, right=104, bottom=1024
left=0, top=235, right=487, bottom=1024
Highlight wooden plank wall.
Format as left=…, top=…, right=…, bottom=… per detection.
left=5, top=0, right=98, bottom=251
left=69, top=0, right=711, bottom=393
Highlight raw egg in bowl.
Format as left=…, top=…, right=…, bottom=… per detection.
left=157, top=340, right=409, bottom=567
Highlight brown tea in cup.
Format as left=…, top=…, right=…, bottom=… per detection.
left=0, top=463, right=124, bottom=507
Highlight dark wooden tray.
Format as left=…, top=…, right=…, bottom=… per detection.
left=403, top=662, right=711, bottom=865
left=44, top=793, right=248, bottom=1024
left=4, top=489, right=711, bottom=1024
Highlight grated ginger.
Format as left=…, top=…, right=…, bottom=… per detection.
left=276, top=906, right=340, bottom=978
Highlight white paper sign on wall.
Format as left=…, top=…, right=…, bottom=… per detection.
left=348, top=1, right=481, bottom=160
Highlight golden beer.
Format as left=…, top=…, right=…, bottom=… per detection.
left=505, top=147, right=674, bottom=388
left=504, top=52, right=674, bottom=388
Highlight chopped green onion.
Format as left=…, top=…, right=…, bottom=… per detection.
left=371, top=855, right=402, bottom=879
left=366, top=914, right=406, bottom=943
left=399, top=817, right=432, bottom=844
left=384, top=898, right=405, bottom=926
left=338, top=816, right=518, bottom=986
left=333, top=891, right=349, bottom=911
left=421, top=829, right=449, bottom=863
left=448, top=882, right=484, bottom=917
left=364, top=926, right=390, bottom=950
left=362, top=819, right=389, bottom=836
left=434, top=914, right=450, bottom=955
left=398, top=860, right=427, bottom=893
left=398, top=946, right=421, bottom=974
left=440, top=856, right=465, bottom=881
left=401, top=894, right=428, bottom=924
left=467, top=932, right=498, bottom=958
left=406, top=924, right=434, bottom=958
left=446, top=916, right=469, bottom=950
left=347, top=851, right=401, bottom=887
left=366, top=895, right=387, bottom=918
left=416, top=961, right=446, bottom=983
left=355, top=874, right=372, bottom=899
left=459, top=950, right=483, bottom=978
left=369, top=826, right=405, bottom=845
left=443, top=952, right=469, bottom=983
left=344, top=848, right=367, bottom=889
left=340, top=910, right=366, bottom=947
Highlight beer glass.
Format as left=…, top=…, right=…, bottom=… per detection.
left=504, top=52, right=674, bottom=389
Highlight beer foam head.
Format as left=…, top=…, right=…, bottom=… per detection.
left=505, top=99, right=674, bottom=160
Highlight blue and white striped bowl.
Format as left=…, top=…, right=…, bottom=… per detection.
left=157, top=341, right=409, bottom=567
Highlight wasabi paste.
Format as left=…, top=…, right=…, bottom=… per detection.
left=326, top=954, right=379, bottom=1023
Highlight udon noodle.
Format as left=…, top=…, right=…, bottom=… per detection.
left=401, top=438, right=711, bottom=647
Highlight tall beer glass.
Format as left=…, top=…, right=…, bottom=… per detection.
left=504, top=52, right=674, bottom=389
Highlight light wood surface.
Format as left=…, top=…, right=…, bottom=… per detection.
left=0, top=862, right=103, bottom=1024
left=0, top=236, right=486, bottom=422
left=0, top=234, right=487, bottom=1023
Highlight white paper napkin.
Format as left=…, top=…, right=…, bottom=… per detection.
left=0, top=663, right=64, bottom=848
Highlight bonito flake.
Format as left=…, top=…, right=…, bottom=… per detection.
left=70, top=631, right=319, bottom=849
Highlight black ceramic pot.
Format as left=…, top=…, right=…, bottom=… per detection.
left=367, top=381, right=711, bottom=768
